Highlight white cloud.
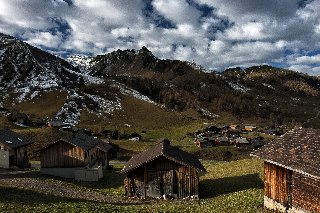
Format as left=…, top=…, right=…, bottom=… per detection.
left=0, top=0, right=320, bottom=75
left=293, top=54, right=320, bottom=64
left=27, top=32, right=63, bottom=48
left=223, top=22, right=267, bottom=41
left=152, top=0, right=202, bottom=25
left=287, top=64, right=320, bottom=76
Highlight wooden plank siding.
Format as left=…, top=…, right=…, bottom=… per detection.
left=41, top=140, right=86, bottom=168
left=292, top=172, right=320, bottom=213
left=264, top=162, right=290, bottom=206
left=125, top=157, right=199, bottom=199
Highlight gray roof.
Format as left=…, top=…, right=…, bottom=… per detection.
left=44, top=133, right=114, bottom=152
left=0, top=129, right=33, bottom=148
left=251, top=127, right=320, bottom=179
left=121, top=140, right=207, bottom=174
left=236, top=137, right=250, bottom=144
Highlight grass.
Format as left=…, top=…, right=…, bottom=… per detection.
left=6, top=90, right=67, bottom=119
left=0, top=158, right=271, bottom=212
left=78, top=95, right=209, bottom=134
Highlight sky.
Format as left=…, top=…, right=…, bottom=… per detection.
left=0, top=0, right=320, bottom=75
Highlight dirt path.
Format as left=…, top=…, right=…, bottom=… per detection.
left=0, top=172, right=142, bottom=205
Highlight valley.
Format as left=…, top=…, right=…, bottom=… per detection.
left=0, top=32, right=319, bottom=213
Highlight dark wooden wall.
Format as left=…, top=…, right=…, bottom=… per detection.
left=125, top=157, right=199, bottom=199
left=41, top=141, right=86, bottom=168
left=292, top=172, right=320, bottom=213
left=264, top=162, right=290, bottom=206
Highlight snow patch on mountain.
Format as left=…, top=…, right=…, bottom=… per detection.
left=262, top=83, right=275, bottom=90
left=187, top=61, right=212, bottom=73
left=64, top=68, right=104, bottom=85
left=112, top=82, right=156, bottom=104
left=55, top=90, right=122, bottom=126
left=67, top=55, right=95, bottom=73
left=85, top=94, right=121, bottom=114
left=227, top=81, right=251, bottom=93
left=198, top=108, right=220, bottom=118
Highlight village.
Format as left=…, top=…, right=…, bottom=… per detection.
left=0, top=110, right=319, bottom=213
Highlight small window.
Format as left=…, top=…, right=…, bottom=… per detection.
left=84, top=153, right=87, bottom=158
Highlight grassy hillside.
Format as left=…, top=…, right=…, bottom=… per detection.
left=78, top=95, right=213, bottom=140
left=0, top=158, right=271, bottom=213
left=6, top=90, right=67, bottom=119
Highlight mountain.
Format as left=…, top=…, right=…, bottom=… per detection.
left=1, top=33, right=320, bottom=129
left=83, top=47, right=320, bottom=126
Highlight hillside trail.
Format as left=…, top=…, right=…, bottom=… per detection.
left=0, top=171, right=142, bottom=205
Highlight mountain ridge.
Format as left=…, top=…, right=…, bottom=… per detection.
left=0, top=32, right=320, bottom=128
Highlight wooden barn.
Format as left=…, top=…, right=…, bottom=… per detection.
left=252, top=128, right=320, bottom=213
left=40, top=133, right=115, bottom=179
left=121, top=139, right=207, bottom=199
left=0, top=129, right=33, bottom=168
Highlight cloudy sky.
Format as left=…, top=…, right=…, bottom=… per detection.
left=0, top=0, right=320, bottom=75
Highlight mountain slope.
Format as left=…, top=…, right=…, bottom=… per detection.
left=82, top=48, right=320, bottom=126
left=1, top=32, right=320, bottom=129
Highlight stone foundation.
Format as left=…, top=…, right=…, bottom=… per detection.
left=75, top=165, right=103, bottom=182
left=264, top=196, right=286, bottom=212
left=264, top=196, right=310, bottom=213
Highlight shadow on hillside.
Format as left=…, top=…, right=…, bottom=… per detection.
left=200, top=173, right=263, bottom=198
left=0, top=186, right=85, bottom=205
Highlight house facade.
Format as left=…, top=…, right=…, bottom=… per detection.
left=121, top=139, right=206, bottom=199
left=252, top=128, right=320, bottom=213
left=0, top=129, right=33, bottom=168
left=40, top=133, right=114, bottom=180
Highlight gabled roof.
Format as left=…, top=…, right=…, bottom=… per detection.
left=43, top=133, right=114, bottom=152
left=121, top=140, right=206, bottom=174
left=236, top=137, right=250, bottom=144
left=251, top=127, right=320, bottom=179
left=0, top=129, right=33, bottom=148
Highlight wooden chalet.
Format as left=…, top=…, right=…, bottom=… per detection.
left=252, top=128, right=320, bottom=213
left=40, top=133, right=115, bottom=179
left=0, top=129, right=33, bottom=168
left=251, top=136, right=266, bottom=150
left=229, top=124, right=240, bottom=130
left=194, top=136, right=215, bottom=148
left=121, top=139, right=207, bottom=199
left=216, top=136, right=230, bottom=146
left=244, top=125, right=256, bottom=132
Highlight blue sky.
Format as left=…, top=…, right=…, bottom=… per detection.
left=0, top=0, right=320, bottom=75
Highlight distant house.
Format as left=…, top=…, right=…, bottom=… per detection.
left=252, top=128, right=320, bottom=213
left=216, top=136, right=230, bottom=146
left=47, top=118, right=66, bottom=128
left=235, top=137, right=250, bottom=146
left=251, top=136, right=266, bottom=149
left=128, top=132, right=142, bottom=141
left=204, top=125, right=221, bottom=133
left=229, top=124, right=241, bottom=130
left=0, top=129, right=33, bottom=168
left=40, top=133, right=115, bottom=180
left=121, top=139, right=207, bottom=199
left=195, top=136, right=215, bottom=148
left=129, top=137, right=140, bottom=141
left=244, top=125, right=256, bottom=132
